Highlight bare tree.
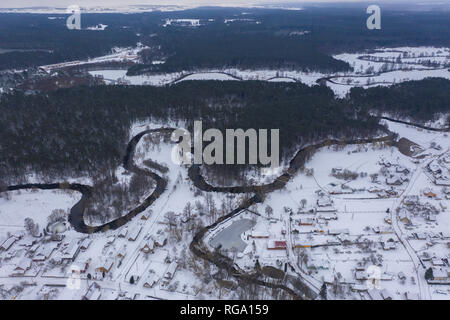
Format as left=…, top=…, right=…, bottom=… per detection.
left=24, top=218, right=39, bottom=237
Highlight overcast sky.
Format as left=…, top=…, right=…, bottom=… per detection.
left=0, top=0, right=384, bottom=9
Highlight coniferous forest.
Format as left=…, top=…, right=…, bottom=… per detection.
left=1, top=78, right=449, bottom=184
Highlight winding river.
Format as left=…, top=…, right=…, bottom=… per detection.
left=2, top=117, right=447, bottom=299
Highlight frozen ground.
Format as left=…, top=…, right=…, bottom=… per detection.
left=88, top=46, right=450, bottom=98
left=0, top=189, right=80, bottom=236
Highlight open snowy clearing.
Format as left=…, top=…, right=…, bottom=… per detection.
left=0, top=189, right=80, bottom=235
left=88, top=46, right=450, bottom=98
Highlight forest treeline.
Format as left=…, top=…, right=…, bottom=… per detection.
left=0, top=81, right=382, bottom=184
left=0, top=13, right=138, bottom=70
left=1, top=78, right=449, bottom=184
left=2, top=7, right=450, bottom=72
left=350, top=78, right=450, bottom=122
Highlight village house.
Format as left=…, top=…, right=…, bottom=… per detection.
left=435, top=177, right=450, bottom=187
left=351, top=284, right=368, bottom=292
left=106, top=235, right=116, bottom=245
left=128, top=226, right=143, bottom=242
left=424, top=191, right=437, bottom=198
left=140, top=212, right=151, bottom=221
left=414, top=232, right=428, bottom=240
left=28, top=243, right=40, bottom=254
left=18, top=238, right=35, bottom=248
left=431, top=258, right=444, bottom=266
left=249, top=231, right=269, bottom=239
left=328, top=229, right=350, bottom=236
left=369, top=186, right=384, bottom=193
left=355, top=271, right=368, bottom=281
left=164, top=261, right=178, bottom=279
left=403, top=195, right=419, bottom=206
left=395, top=166, right=410, bottom=175
left=386, top=176, right=403, bottom=186
left=154, top=234, right=168, bottom=247
left=299, top=218, right=315, bottom=226
left=381, top=240, right=396, bottom=250
left=11, top=257, right=32, bottom=276
left=143, top=272, right=159, bottom=288
left=116, top=244, right=127, bottom=261
left=61, top=239, right=81, bottom=262
left=293, top=243, right=312, bottom=249
left=428, top=162, right=442, bottom=175
left=118, top=228, right=128, bottom=238
left=141, top=238, right=155, bottom=254
left=33, top=242, right=58, bottom=262
left=1, top=236, right=17, bottom=252
left=318, top=212, right=338, bottom=220
left=443, top=187, right=450, bottom=196
left=267, top=240, right=287, bottom=250
left=72, top=260, right=90, bottom=274
left=96, top=258, right=114, bottom=274
left=378, top=159, right=392, bottom=168
left=431, top=268, right=448, bottom=281
left=372, top=226, right=393, bottom=234
left=317, top=197, right=333, bottom=207
left=398, top=209, right=411, bottom=224
left=80, top=238, right=92, bottom=251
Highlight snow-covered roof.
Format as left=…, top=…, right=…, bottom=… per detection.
left=15, top=257, right=32, bottom=271
left=1, top=237, right=17, bottom=251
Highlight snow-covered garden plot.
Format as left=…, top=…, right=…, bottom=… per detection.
left=304, top=143, right=413, bottom=199
left=0, top=189, right=80, bottom=235
left=382, top=119, right=450, bottom=152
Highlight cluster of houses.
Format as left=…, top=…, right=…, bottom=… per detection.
left=378, top=159, right=411, bottom=187
left=322, top=263, right=419, bottom=300
left=427, top=154, right=450, bottom=187
left=422, top=254, right=450, bottom=284
left=400, top=195, right=440, bottom=223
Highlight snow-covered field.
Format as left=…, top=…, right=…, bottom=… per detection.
left=87, top=46, right=450, bottom=98
left=0, top=189, right=80, bottom=236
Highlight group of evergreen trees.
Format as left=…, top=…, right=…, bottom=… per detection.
left=350, top=78, right=450, bottom=122
left=0, top=81, right=384, bottom=184
left=1, top=78, right=448, bottom=185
